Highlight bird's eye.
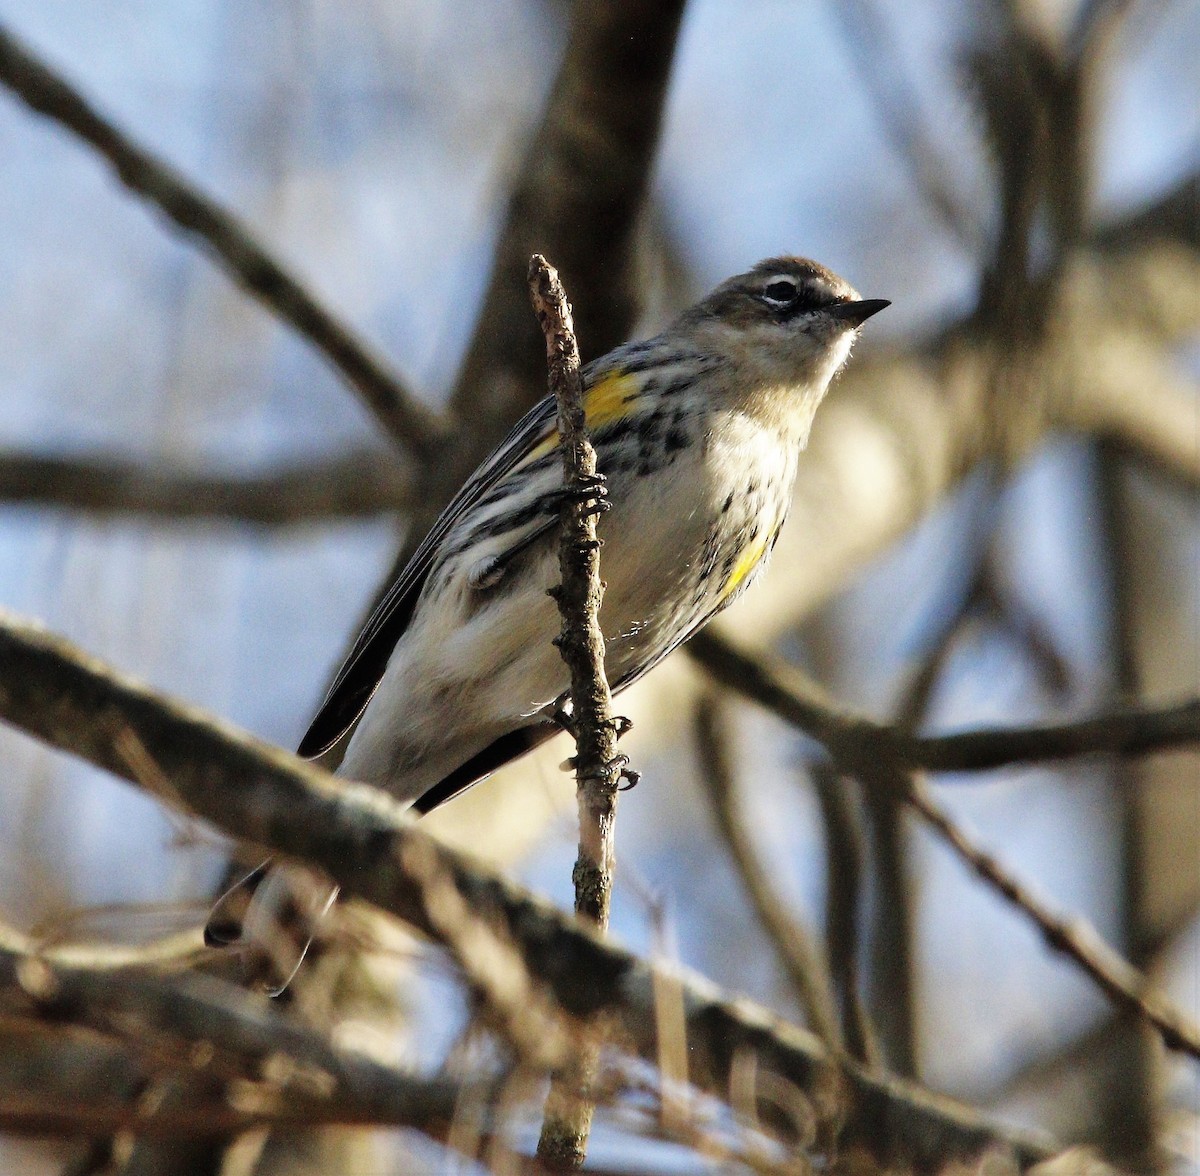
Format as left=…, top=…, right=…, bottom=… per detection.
left=761, top=279, right=798, bottom=306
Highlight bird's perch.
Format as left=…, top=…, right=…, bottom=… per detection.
left=527, top=254, right=629, bottom=1168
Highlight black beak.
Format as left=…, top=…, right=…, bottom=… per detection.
left=828, top=298, right=890, bottom=326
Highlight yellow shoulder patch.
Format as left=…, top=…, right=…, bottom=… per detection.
left=521, top=370, right=640, bottom=465
left=584, top=370, right=639, bottom=430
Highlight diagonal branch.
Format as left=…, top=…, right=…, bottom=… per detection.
left=0, top=24, right=445, bottom=457
left=0, top=610, right=1052, bottom=1169
left=0, top=449, right=413, bottom=525
left=689, top=632, right=1200, bottom=1059
left=903, top=776, right=1200, bottom=1060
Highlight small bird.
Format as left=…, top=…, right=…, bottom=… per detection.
left=207, top=256, right=887, bottom=987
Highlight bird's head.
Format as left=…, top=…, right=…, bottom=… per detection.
left=684, top=256, right=889, bottom=422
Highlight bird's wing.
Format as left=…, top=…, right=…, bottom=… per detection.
left=297, top=395, right=560, bottom=758
left=410, top=721, right=562, bottom=814
left=408, top=613, right=722, bottom=815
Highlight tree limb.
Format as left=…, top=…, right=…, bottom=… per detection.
left=688, top=632, right=1200, bottom=774
left=381, top=0, right=687, bottom=600
left=0, top=610, right=1053, bottom=1169
left=0, top=449, right=412, bottom=525
left=0, top=24, right=445, bottom=457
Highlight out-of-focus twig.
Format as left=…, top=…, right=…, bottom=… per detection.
left=688, top=633, right=1200, bottom=1060
left=0, top=924, right=487, bottom=1140
left=0, top=449, right=413, bottom=525
left=528, top=254, right=627, bottom=1169
left=831, top=0, right=985, bottom=257
left=1094, top=171, right=1200, bottom=251
left=0, top=24, right=444, bottom=457
left=808, top=762, right=880, bottom=1070
left=1093, top=434, right=1158, bottom=1160
left=688, top=632, right=1200, bottom=773
left=692, top=692, right=840, bottom=1049
left=0, top=609, right=1054, bottom=1169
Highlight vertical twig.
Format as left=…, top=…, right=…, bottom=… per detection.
left=809, top=763, right=880, bottom=1067
left=527, top=253, right=630, bottom=1169
left=1092, top=441, right=1158, bottom=1162
left=692, top=691, right=841, bottom=1050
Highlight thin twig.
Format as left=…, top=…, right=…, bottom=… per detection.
left=0, top=24, right=444, bottom=457
left=528, top=254, right=628, bottom=1170
left=903, top=775, right=1200, bottom=1060
left=0, top=609, right=1054, bottom=1168
left=692, top=692, right=841, bottom=1050
left=688, top=633, right=1200, bottom=1059
left=0, top=449, right=412, bottom=524
left=398, top=835, right=572, bottom=1073
left=688, top=632, right=1200, bottom=775
left=529, top=253, right=627, bottom=930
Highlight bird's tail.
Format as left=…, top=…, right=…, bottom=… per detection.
left=205, top=860, right=339, bottom=996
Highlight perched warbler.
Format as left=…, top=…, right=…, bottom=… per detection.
left=207, top=256, right=887, bottom=985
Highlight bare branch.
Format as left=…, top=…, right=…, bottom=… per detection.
left=689, top=634, right=1200, bottom=1059
left=0, top=610, right=1053, bottom=1168
left=0, top=449, right=412, bottom=525
left=693, top=692, right=841, bottom=1050
left=528, top=254, right=627, bottom=1169
left=0, top=24, right=445, bottom=457
left=0, top=925, right=487, bottom=1140
left=688, top=632, right=1200, bottom=774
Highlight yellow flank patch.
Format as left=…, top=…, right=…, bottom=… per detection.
left=522, top=371, right=639, bottom=464
left=720, top=536, right=769, bottom=602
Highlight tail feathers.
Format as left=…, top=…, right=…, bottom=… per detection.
left=205, top=860, right=339, bottom=996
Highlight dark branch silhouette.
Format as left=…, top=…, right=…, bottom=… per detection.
left=0, top=610, right=1053, bottom=1169
left=0, top=449, right=412, bottom=524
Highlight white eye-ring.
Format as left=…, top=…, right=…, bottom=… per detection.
left=761, top=278, right=798, bottom=305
